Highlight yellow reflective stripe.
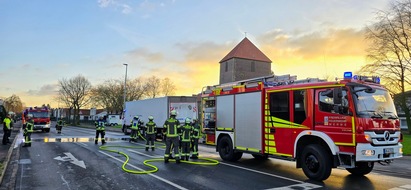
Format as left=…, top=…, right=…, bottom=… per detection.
left=335, top=117, right=356, bottom=146
left=266, top=84, right=345, bottom=93
left=265, top=134, right=274, bottom=140
left=271, top=116, right=309, bottom=129
left=270, top=152, right=292, bottom=157
left=233, top=85, right=245, bottom=88
left=216, top=128, right=233, bottom=131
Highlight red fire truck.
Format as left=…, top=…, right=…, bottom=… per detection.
left=201, top=72, right=403, bottom=181
left=22, top=106, right=51, bottom=133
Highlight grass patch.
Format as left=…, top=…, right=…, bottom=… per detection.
left=112, top=125, right=122, bottom=129
left=402, top=132, right=411, bottom=156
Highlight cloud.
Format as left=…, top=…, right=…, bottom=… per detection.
left=126, top=48, right=164, bottom=63
left=26, top=84, right=59, bottom=96
left=97, top=0, right=133, bottom=14
left=255, top=27, right=367, bottom=78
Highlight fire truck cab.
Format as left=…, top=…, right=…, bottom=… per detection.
left=22, top=106, right=51, bottom=133
left=201, top=72, right=402, bottom=181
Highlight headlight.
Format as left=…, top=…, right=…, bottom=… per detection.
left=361, top=150, right=375, bottom=156
left=364, top=134, right=372, bottom=142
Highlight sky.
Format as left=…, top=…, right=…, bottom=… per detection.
left=0, top=0, right=392, bottom=108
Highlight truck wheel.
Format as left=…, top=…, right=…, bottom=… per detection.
left=45, top=128, right=50, bottom=133
left=346, top=162, right=374, bottom=176
left=301, top=144, right=332, bottom=181
left=218, top=136, right=241, bottom=161
left=252, top=154, right=268, bottom=160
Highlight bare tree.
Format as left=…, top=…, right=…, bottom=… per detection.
left=57, top=75, right=92, bottom=125
left=91, top=79, right=123, bottom=114
left=360, top=0, right=411, bottom=132
left=4, top=94, right=24, bottom=113
left=145, top=76, right=161, bottom=98
left=91, top=77, right=148, bottom=116
left=161, top=77, right=176, bottom=96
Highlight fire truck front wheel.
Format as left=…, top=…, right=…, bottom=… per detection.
left=301, top=144, right=332, bottom=181
left=218, top=136, right=242, bottom=162
left=346, top=162, right=374, bottom=176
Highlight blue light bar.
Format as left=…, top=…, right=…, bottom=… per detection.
left=344, top=72, right=353, bottom=79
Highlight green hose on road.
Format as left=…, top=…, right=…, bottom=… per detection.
left=99, top=141, right=219, bottom=174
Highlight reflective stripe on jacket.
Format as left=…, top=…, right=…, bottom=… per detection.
left=163, top=118, right=180, bottom=137
left=146, top=121, right=156, bottom=134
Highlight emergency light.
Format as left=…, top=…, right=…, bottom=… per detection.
left=343, top=72, right=353, bottom=79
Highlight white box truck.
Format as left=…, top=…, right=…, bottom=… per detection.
left=122, top=96, right=198, bottom=136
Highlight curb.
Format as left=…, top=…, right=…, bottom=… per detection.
left=0, top=129, right=19, bottom=186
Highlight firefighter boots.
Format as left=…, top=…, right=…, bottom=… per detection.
left=152, top=147, right=155, bottom=151
left=95, top=140, right=98, bottom=144
left=145, top=147, right=149, bottom=151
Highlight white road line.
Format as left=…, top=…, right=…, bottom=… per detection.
left=61, top=174, right=72, bottom=190
left=220, top=162, right=313, bottom=184
left=77, top=142, right=88, bottom=147
left=99, top=151, right=188, bottom=190
left=265, top=183, right=322, bottom=190
left=127, top=149, right=163, bottom=159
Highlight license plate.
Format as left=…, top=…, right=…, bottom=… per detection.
left=384, top=148, right=394, bottom=154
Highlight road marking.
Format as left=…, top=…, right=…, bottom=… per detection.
left=99, top=150, right=188, bottom=190
left=127, top=149, right=163, bottom=159
left=390, top=185, right=411, bottom=190
left=77, top=142, right=88, bottom=147
left=265, top=183, right=322, bottom=190
left=54, top=152, right=86, bottom=169
left=60, top=174, right=72, bottom=190
left=220, top=162, right=318, bottom=184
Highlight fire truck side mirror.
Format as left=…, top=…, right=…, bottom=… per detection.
left=333, top=88, right=342, bottom=105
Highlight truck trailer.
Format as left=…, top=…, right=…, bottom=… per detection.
left=122, top=96, right=198, bottom=137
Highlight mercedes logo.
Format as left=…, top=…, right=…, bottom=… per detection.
left=384, top=131, right=390, bottom=141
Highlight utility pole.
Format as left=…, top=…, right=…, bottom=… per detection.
left=123, top=63, right=128, bottom=118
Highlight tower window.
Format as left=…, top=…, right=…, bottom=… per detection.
left=225, top=62, right=228, bottom=72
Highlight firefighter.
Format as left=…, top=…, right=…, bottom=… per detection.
left=56, top=117, right=65, bottom=134
left=2, top=113, right=12, bottom=145
left=23, top=114, right=34, bottom=147
left=190, top=118, right=200, bottom=159
left=163, top=110, right=181, bottom=163
left=145, top=116, right=156, bottom=151
left=130, top=116, right=141, bottom=142
left=95, top=117, right=106, bottom=145
left=181, top=118, right=192, bottom=161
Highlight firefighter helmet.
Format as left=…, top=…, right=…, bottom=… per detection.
left=185, top=118, right=191, bottom=124
left=134, top=116, right=139, bottom=120
left=148, top=116, right=154, bottom=120
left=170, top=110, right=177, bottom=116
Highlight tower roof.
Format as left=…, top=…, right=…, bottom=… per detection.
left=220, top=37, right=272, bottom=63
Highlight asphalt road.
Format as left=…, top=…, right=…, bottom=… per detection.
left=2, top=123, right=411, bottom=190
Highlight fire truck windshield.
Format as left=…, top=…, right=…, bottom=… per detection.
left=353, top=86, right=397, bottom=119
left=29, top=111, right=49, bottom=118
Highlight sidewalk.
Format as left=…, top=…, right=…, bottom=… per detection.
left=0, top=121, right=21, bottom=187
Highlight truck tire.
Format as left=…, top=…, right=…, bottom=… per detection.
left=218, top=136, right=242, bottom=161
left=301, top=144, right=332, bottom=181
left=346, top=162, right=374, bottom=176
left=45, top=128, right=50, bottom=133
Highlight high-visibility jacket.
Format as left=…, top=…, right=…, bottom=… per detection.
left=131, top=119, right=140, bottom=130
left=163, top=117, right=180, bottom=137
left=3, top=118, right=11, bottom=130
left=181, top=124, right=192, bottom=142
left=95, top=120, right=105, bottom=131
left=57, top=119, right=65, bottom=126
left=145, top=121, right=156, bottom=135
left=25, top=119, right=34, bottom=133
left=191, top=122, right=201, bottom=139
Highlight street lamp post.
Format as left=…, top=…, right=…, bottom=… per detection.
left=123, top=63, right=128, bottom=118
